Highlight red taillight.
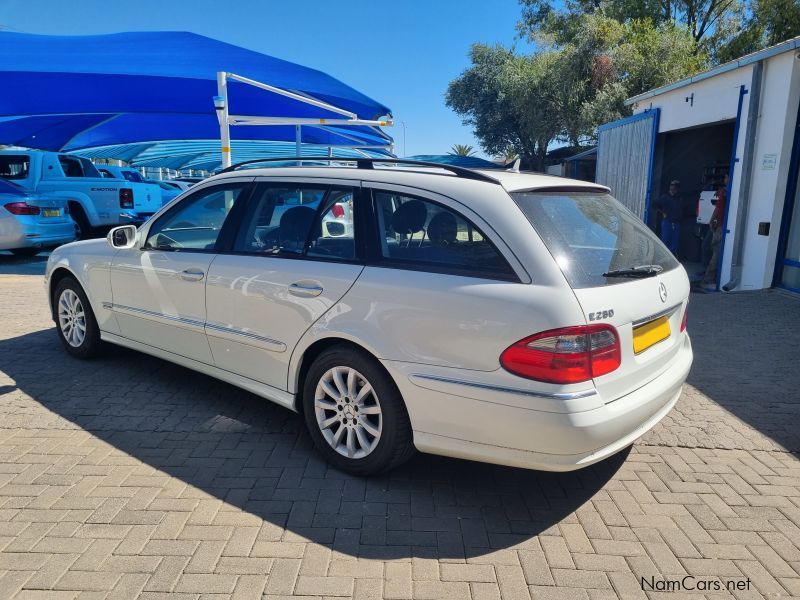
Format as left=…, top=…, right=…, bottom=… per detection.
left=500, top=325, right=621, bottom=384
left=331, top=203, right=345, bottom=218
left=119, top=188, right=134, bottom=209
left=4, top=201, right=40, bottom=215
left=680, top=305, right=688, bottom=332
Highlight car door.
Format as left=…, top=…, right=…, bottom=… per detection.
left=109, top=180, right=252, bottom=363
left=204, top=179, right=364, bottom=390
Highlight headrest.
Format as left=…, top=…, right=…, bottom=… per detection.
left=280, top=206, right=317, bottom=242
left=391, top=200, right=427, bottom=235
left=427, top=211, right=458, bottom=245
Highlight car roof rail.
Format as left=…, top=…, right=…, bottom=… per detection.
left=217, top=156, right=502, bottom=185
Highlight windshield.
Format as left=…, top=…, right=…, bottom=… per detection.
left=0, top=155, right=30, bottom=180
left=511, top=190, right=679, bottom=288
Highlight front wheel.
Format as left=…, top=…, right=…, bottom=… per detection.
left=303, top=346, right=415, bottom=475
left=53, top=278, right=103, bottom=359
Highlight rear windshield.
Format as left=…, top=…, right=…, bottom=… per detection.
left=0, top=155, right=30, bottom=180
left=121, top=170, right=144, bottom=183
left=511, top=190, right=679, bottom=288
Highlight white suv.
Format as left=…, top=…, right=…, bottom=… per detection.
left=45, top=158, right=692, bottom=475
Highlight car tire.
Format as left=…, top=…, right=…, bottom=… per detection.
left=302, top=346, right=415, bottom=476
left=53, top=277, right=103, bottom=359
left=9, top=247, right=41, bottom=257
left=69, top=202, right=92, bottom=240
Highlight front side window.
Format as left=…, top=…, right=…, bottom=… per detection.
left=145, top=184, right=246, bottom=251
left=234, top=184, right=357, bottom=260
left=0, top=155, right=30, bottom=180
left=511, top=190, right=679, bottom=288
left=372, top=191, right=515, bottom=279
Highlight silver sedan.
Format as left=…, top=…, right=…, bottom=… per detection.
left=0, top=178, right=76, bottom=256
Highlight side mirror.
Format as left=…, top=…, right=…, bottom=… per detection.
left=107, top=225, right=138, bottom=249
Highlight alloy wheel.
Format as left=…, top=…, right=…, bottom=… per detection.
left=314, top=366, right=382, bottom=459
left=58, top=289, right=86, bottom=348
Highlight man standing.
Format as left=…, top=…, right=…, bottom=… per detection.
left=655, top=180, right=683, bottom=256
left=701, top=174, right=728, bottom=291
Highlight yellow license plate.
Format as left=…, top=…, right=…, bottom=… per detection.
left=632, top=316, right=671, bottom=354
left=42, top=209, right=61, bottom=217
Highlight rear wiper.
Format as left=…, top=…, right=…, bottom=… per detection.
left=602, top=265, right=663, bottom=278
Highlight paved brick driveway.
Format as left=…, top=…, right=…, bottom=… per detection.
left=0, top=270, right=798, bottom=599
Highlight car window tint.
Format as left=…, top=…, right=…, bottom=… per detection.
left=0, top=156, right=30, bottom=180
left=372, top=191, right=515, bottom=279
left=59, top=156, right=85, bottom=177
left=234, top=184, right=327, bottom=256
left=145, top=184, right=246, bottom=251
left=307, top=189, right=356, bottom=261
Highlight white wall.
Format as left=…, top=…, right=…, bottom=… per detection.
left=743, top=52, right=800, bottom=288
left=631, top=52, right=800, bottom=290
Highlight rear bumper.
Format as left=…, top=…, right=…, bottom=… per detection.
left=387, top=335, right=692, bottom=472
left=1, top=220, right=77, bottom=250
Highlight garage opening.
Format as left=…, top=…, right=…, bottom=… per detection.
left=648, top=121, right=735, bottom=280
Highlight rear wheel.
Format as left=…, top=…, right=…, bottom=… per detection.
left=303, top=346, right=415, bottom=475
left=9, top=247, right=41, bottom=257
left=54, top=277, right=103, bottom=359
left=69, top=202, right=92, bottom=240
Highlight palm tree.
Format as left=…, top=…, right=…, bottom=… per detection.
left=449, top=144, right=476, bottom=156
left=495, top=147, right=519, bottom=162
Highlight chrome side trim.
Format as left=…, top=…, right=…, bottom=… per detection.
left=109, top=303, right=206, bottom=329
left=410, top=373, right=597, bottom=400
left=205, top=321, right=286, bottom=352
left=108, top=302, right=287, bottom=352
left=632, top=302, right=682, bottom=327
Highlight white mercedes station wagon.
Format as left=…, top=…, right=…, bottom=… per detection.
left=45, top=158, right=692, bottom=475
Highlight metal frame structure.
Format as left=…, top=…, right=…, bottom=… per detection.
left=215, top=71, right=394, bottom=168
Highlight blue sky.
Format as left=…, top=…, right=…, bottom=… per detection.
left=1, top=0, right=534, bottom=157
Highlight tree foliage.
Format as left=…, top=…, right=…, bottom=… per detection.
left=447, top=15, right=704, bottom=166
left=449, top=144, right=477, bottom=156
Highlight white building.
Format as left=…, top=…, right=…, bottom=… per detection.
left=596, top=37, right=800, bottom=293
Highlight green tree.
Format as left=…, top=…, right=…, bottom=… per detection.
left=518, top=0, right=744, bottom=46
left=449, top=144, right=477, bottom=156
left=446, top=15, right=705, bottom=163
left=446, top=44, right=564, bottom=170
left=714, top=0, right=800, bottom=62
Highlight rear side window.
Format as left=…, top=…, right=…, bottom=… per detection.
left=511, top=190, right=679, bottom=288
left=372, top=191, right=516, bottom=280
left=0, top=155, right=30, bottom=180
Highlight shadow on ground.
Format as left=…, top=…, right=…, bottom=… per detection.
left=685, top=289, right=800, bottom=452
left=0, top=251, right=49, bottom=275
left=0, top=328, right=628, bottom=560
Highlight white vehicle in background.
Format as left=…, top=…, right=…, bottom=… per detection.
left=96, top=165, right=170, bottom=206
left=162, top=180, right=193, bottom=192
left=0, top=151, right=162, bottom=238
left=44, top=158, right=692, bottom=476
left=0, top=177, right=76, bottom=255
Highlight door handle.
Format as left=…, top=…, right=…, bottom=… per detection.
left=289, top=282, right=323, bottom=298
left=180, top=269, right=205, bottom=282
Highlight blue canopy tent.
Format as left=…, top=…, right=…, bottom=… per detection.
left=0, top=31, right=394, bottom=170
